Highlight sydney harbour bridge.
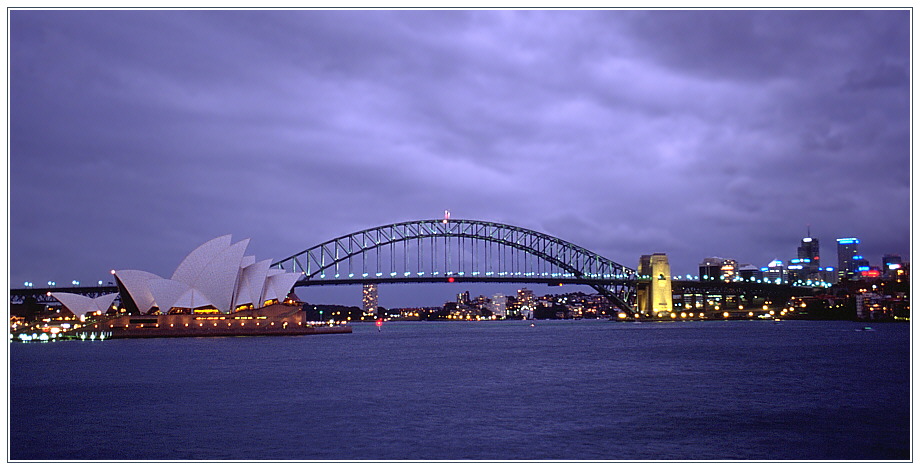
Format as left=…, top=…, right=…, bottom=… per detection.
left=11, top=218, right=814, bottom=316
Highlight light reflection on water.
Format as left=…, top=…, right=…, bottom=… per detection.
left=10, top=320, right=909, bottom=460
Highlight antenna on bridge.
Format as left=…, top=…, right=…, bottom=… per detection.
left=443, top=210, right=450, bottom=224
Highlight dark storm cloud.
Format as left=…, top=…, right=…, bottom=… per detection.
left=9, top=9, right=910, bottom=303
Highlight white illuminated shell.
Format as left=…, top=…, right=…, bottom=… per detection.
left=171, top=234, right=232, bottom=286
left=190, top=239, right=249, bottom=313
left=235, top=259, right=272, bottom=308
left=114, top=235, right=290, bottom=314
left=172, top=287, right=215, bottom=310
left=113, top=270, right=162, bottom=313
left=147, top=278, right=190, bottom=313
left=263, top=271, right=301, bottom=304
left=50, top=292, right=118, bottom=316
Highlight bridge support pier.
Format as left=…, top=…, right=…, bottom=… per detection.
left=637, top=253, right=673, bottom=316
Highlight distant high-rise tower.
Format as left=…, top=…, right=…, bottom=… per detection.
left=362, top=283, right=378, bottom=317
left=490, top=293, right=507, bottom=319
left=638, top=253, right=673, bottom=315
left=516, top=288, right=535, bottom=319
left=836, top=238, right=861, bottom=281
left=882, top=254, right=903, bottom=278
left=796, top=229, right=821, bottom=280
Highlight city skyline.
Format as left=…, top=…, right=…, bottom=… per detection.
left=8, top=9, right=910, bottom=306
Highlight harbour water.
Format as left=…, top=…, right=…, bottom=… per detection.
left=9, top=319, right=910, bottom=461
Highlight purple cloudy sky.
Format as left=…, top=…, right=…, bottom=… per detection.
left=10, top=9, right=911, bottom=305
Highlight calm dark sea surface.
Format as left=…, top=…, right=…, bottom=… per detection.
left=9, top=320, right=910, bottom=461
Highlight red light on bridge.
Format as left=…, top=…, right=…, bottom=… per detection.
left=448, top=277, right=455, bottom=283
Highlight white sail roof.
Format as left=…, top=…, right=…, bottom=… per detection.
left=171, top=235, right=232, bottom=285
left=172, top=288, right=215, bottom=310
left=50, top=292, right=118, bottom=316
left=93, top=293, right=119, bottom=313
left=234, top=258, right=271, bottom=308
left=147, top=278, right=190, bottom=313
left=187, top=239, right=249, bottom=313
left=113, top=235, right=292, bottom=314
left=262, top=272, right=300, bottom=304
left=113, top=270, right=161, bottom=314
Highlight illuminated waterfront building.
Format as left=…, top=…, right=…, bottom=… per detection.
left=517, top=288, right=535, bottom=319
left=45, top=235, right=353, bottom=339
left=490, top=294, right=507, bottom=319
left=517, top=288, right=534, bottom=307
left=362, top=283, right=379, bottom=317
left=108, top=235, right=300, bottom=315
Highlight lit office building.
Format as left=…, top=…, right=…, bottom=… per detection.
left=761, top=259, right=786, bottom=284
left=517, top=288, right=534, bottom=308
left=737, top=264, right=760, bottom=282
left=882, top=254, right=904, bottom=278
left=836, top=238, right=861, bottom=281
left=796, top=234, right=821, bottom=280
left=362, top=283, right=378, bottom=317
left=490, top=294, right=507, bottom=319
left=699, top=257, right=737, bottom=281
left=517, top=288, right=535, bottom=319
left=786, top=261, right=807, bottom=284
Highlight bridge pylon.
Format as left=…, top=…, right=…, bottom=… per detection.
left=637, top=253, right=673, bottom=316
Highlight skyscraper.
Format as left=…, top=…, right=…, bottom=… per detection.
left=882, top=254, right=903, bottom=278
left=836, top=238, right=860, bottom=281
left=796, top=232, right=821, bottom=280
left=362, top=283, right=378, bottom=317
left=490, top=293, right=507, bottom=319
left=517, top=288, right=535, bottom=319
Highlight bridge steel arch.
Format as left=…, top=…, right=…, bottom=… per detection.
left=271, top=219, right=638, bottom=313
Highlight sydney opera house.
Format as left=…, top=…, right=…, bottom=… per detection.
left=51, top=236, right=350, bottom=338
left=111, top=235, right=300, bottom=315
